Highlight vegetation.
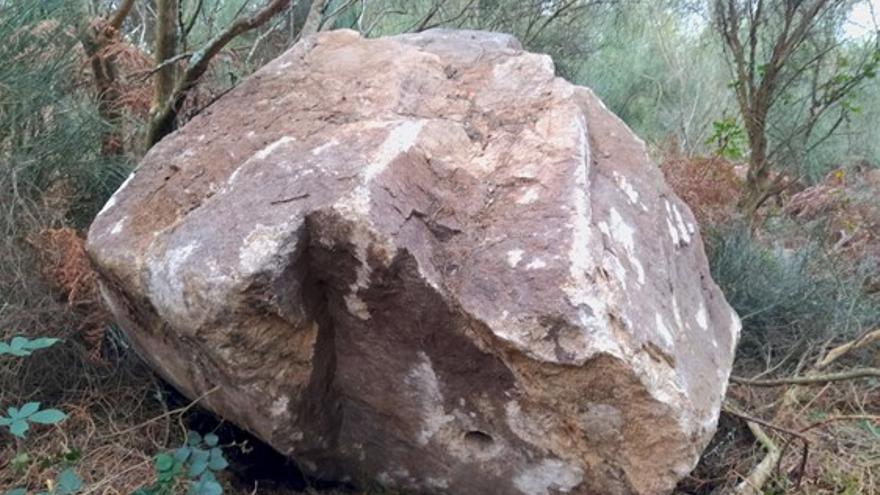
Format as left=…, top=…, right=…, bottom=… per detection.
left=1, top=0, right=878, bottom=493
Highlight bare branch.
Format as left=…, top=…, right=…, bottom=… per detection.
left=109, top=0, right=136, bottom=30
left=731, top=367, right=880, bottom=386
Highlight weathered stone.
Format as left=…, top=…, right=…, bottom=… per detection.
left=86, top=29, right=740, bottom=495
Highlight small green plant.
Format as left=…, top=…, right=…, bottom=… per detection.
left=0, top=402, right=67, bottom=438
left=4, top=467, right=83, bottom=495
left=0, top=337, right=60, bottom=357
left=705, top=116, right=746, bottom=160
left=134, top=431, right=229, bottom=495
left=2, top=336, right=76, bottom=495
left=0, top=337, right=66, bottom=438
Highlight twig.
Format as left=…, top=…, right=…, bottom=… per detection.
left=724, top=406, right=810, bottom=491
left=731, top=367, right=880, bottom=386
left=135, top=51, right=194, bottom=80
left=799, top=414, right=880, bottom=434
left=97, top=385, right=219, bottom=440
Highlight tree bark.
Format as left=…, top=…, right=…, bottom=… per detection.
left=145, top=0, right=292, bottom=148
left=147, top=0, right=180, bottom=147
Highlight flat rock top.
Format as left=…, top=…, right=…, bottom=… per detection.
left=88, top=29, right=739, bottom=495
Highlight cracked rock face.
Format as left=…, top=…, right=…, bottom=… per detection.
left=87, top=29, right=740, bottom=495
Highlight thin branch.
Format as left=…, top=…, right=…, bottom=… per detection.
left=97, top=386, right=219, bottom=440
left=137, top=51, right=194, bottom=80
left=724, top=406, right=809, bottom=493
left=731, top=367, right=880, bottom=386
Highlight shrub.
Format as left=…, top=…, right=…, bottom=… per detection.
left=707, top=224, right=880, bottom=370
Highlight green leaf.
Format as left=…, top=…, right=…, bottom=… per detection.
left=55, top=467, right=83, bottom=495
left=198, top=479, right=222, bottom=495
left=190, top=448, right=210, bottom=465
left=10, top=336, right=27, bottom=351
left=0, top=416, right=11, bottom=426
left=154, top=453, right=175, bottom=472
left=7, top=406, right=19, bottom=418
left=203, top=433, right=219, bottom=447
left=5, top=489, right=27, bottom=495
left=12, top=452, right=29, bottom=467
left=186, top=431, right=202, bottom=446
left=189, top=459, right=208, bottom=478
left=23, top=338, right=60, bottom=351
left=173, top=446, right=191, bottom=463
left=207, top=448, right=227, bottom=471
left=17, top=402, right=40, bottom=418
left=9, top=419, right=29, bottom=438
left=28, top=409, right=66, bottom=425
left=0, top=342, right=11, bottom=354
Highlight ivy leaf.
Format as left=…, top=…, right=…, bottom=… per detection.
left=55, top=468, right=83, bottom=495
left=28, top=409, right=66, bottom=424
left=9, top=419, right=29, bottom=438
left=17, top=402, right=40, bottom=418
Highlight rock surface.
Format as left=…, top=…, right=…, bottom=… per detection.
left=87, top=29, right=740, bottom=495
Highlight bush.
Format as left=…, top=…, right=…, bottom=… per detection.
left=707, top=224, right=880, bottom=370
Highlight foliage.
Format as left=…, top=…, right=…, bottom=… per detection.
left=0, top=337, right=60, bottom=357
left=0, top=402, right=67, bottom=439
left=707, top=224, right=880, bottom=367
left=0, top=0, right=132, bottom=228
left=0, top=337, right=66, bottom=439
left=4, top=468, right=84, bottom=495
left=705, top=116, right=747, bottom=160
left=134, top=431, right=229, bottom=495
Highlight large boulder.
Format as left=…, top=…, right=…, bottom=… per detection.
left=87, top=30, right=740, bottom=495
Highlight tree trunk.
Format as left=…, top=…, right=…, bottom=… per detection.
left=144, top=0, right=294, bottom=149
left=737, top=98, right=772, bottom=220
left=147, top=0, right=180, bottom=147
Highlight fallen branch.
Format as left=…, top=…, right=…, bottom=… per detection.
left=734, top=421, right=781, bottom=495
left=724, top=406, right=810, bottom=492
left=815, top=328, right=880, bottom=370
left=731, top=367, right=880, bottom=386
